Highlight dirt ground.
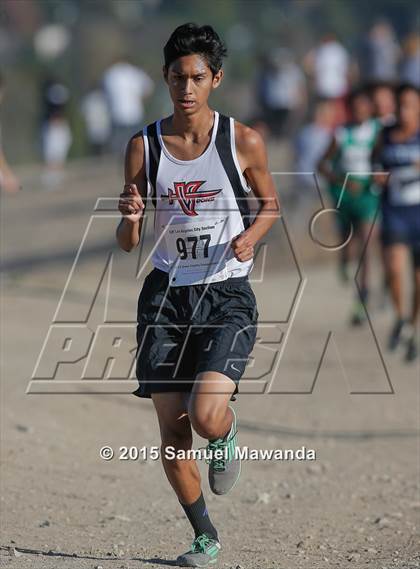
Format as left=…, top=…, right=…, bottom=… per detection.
left=1, top=160, right=419, bottom=569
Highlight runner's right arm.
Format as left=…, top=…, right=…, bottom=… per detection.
left=317, top=136, right=340, bottom=185
left=116, top=134, right=148, bottom=252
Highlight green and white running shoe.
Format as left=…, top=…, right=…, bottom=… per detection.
left=350, top=299, right=367, bottom=326
left=176, top=533, right=221, bottom=567
left=206, top=406, right=241, bottom=495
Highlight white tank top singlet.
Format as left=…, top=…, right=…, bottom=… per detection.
left=142, top=111, right=256, bottom=286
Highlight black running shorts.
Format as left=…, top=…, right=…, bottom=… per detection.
left=132, top=268, right=259, bottom=402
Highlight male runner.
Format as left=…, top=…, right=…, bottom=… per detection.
left=318, top=88, right=381, bottom=325
left=373, top=83, right=420, bottom=361
left=369, top=81, right=397, bottom=309
left=116, top=23, right=279, bottom=567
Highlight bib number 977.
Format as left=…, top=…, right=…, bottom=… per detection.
left=176, top=233, right=211, bottom=260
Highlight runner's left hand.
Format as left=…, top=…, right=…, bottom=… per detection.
left=231, top=233, right=254, bottom=262
left=346, top=179, right=364, bottom=194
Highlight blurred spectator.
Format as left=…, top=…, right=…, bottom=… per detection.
left=81, top=85, right=112, bottom=155
left=257, top=48, right=307, bottom=137
left=0, top=73, right=20, bottom=194
left=40, top=76, right=72, bottom=184
left=294, top=98, right=335, bottom=193
left=369, top=81, right=397, bottom=126
left=304, top=34, right=351, bottom=126
left=360, top=20, right=401, bottom=82
left=102, top=56, right=154, bottom=153
left=400, top=33, right=420, bottom=87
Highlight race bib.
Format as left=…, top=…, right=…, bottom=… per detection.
left=388, top=166, right=420, bottom=206
left=341, top=145, right=371, bottom=175
left=165, top=217, right=230, bottom=286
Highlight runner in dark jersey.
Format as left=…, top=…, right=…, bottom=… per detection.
left=373, top=83, right=420, bottom=361
left=116, top=23, right=280, bottom=567
left=369, top=81, right=397, bottom=309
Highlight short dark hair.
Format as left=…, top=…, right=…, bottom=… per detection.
left=366, top=80, right=397, bottom=95
left=164, top=23, right=227, bottom=75
left=347, top=86, right=371, bottom=106
left=397, top=82, right=420, bottom=98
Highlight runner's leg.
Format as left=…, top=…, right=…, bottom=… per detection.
left=357, top=220, right=377, bottom=303
left=384, top=243, right=408, bottom=350
left=188, top=371, right=242, bottom=495
left=410, top=251, right=420, bottom=326
left=406, top=250, right=420, bottom=361
left=152, top=391, right=220, bottom=542
left=384, top=243, right=407, bottom=319
left=152, top=392, right=218, bottom=540
left=188, top=371, right=236, bottom=440
left=151, top=392, right=199, bottom=503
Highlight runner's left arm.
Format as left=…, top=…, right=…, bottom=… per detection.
left=233, top=123, right=281, bottom=262
left=371, top=130, right=389, bottom=189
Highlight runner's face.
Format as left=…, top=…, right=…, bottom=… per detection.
left=398, top=90, right=420, bottom=128
left=351, top=95, right=372, bottom=123
left=164, top=54, right=223, bottom=114
left=373, top=87, right=396, bottom=118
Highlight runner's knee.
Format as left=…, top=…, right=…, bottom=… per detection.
left=387, top=263, right=401, bottom=281
left=160, top=421, right=192, bottom=450
left=189, top=407, right=226, bottom=440
left=412, top=247, right=420, bottom=270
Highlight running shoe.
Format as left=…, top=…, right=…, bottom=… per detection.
left=176, top=533, right=221, bottom=567
left=388, top=318, right=406, bottom=351
left=206, top=406, right=241, bottom=495
left=377, top=278, right=390, bottom=311
left=405, top=326, right=419, bottom=362
left=350, top=299, right=367, bottom=326
left=338, top=260, right=350, bottom=284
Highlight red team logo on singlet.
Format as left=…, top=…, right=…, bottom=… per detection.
left=164, top=180, right=222, bottom=216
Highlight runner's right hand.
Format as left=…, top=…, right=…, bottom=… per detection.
left=372, top=172, right=389, bottom=187
left=118, top=183, right=145, bottom=222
